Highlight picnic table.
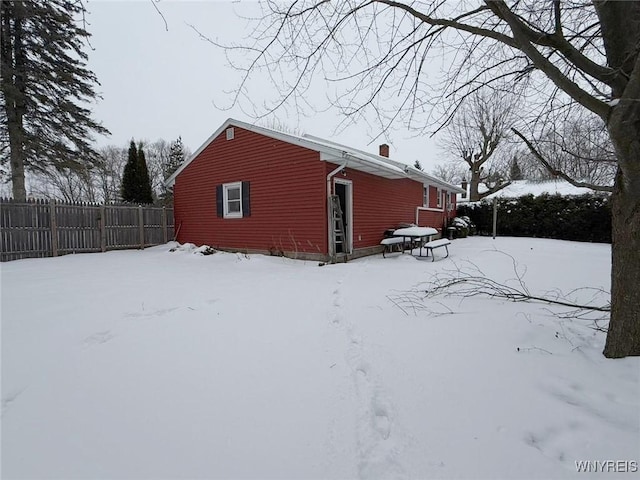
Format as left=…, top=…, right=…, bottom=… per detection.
left=380, top=226, right=451, bottom=261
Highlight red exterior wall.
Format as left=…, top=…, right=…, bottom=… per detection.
left=173, top=127, right=327, bottom=255
left=173, top=124, right=460, bottom=256
left=417, top=189, right=457, bottom=233
left=326, top=163, right=422, bottom=249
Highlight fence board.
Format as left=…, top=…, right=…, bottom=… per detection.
left=0, top=198, right=175, bottom=261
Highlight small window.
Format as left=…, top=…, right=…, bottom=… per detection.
left=423, top=187, right=428, bottom=207
left=224, top=182, right=242, bottom=218
left=446, top=191, right=454, bottom=211
left=226, top=127, right=234, bottom=140
left=437, top=188, right=443, bottom=208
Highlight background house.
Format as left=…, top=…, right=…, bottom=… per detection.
left=457, top=179, right=600, bottom=203
left=166, top=119, right=463, bottom=261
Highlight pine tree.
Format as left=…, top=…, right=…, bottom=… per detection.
left=136, top=143, right=154, bottom=204
left=121, top=140, right=139, bottom=203
left=159, top=136, right=186, bottom=205
left=166, top=136, right=185, bottom=180
left=0, top=0, right=109, bottom=201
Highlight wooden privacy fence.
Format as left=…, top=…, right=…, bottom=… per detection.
left=0, top=198, right=175, bottom=262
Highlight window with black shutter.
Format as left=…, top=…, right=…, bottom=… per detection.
left=218, top=181, right=251, bottom=218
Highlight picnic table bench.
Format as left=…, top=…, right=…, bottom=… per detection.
left=380, top=236, right=411, bottom=258
left=422, top=238, right=451, bottom=261
left=380, top=226, right=450, bottom=260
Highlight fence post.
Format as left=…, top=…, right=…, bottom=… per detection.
left=138, top=205, right=144, bottom=249
left=100, top=205, right=107, bottom=252
left=161, top=206, right=167, bottom=244
left=50, top=199, right=58, bottom=257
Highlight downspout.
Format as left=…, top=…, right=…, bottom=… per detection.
left=327, top=158, right=348, bottom=260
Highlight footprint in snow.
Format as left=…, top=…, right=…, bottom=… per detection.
left=84, top=330, right=114, bottom=345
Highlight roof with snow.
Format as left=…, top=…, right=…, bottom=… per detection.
left=166, top=118, right=464, bottom=193
left=458, top=179, right=607, bottom=203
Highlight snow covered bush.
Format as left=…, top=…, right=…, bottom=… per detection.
left=451, top=216, right=476, bottom=238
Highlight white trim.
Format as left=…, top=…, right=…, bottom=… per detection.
left=417, top=206, right=444, bottom=213
left=327, top=163, right=347, bottom=259
left=415, top=206, right=444, bottom=224
left=165, top=118, right=465, bottom=193
left=223, top=181, right=242, bottom=218
left=334, top=178, right=353, bottom=255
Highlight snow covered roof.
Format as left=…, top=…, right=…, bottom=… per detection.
left=458, top=179, right=607, bottom=203
left=166, top=118, right=464, bottom=193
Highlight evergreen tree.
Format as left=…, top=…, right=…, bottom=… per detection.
left=166, top=136, right=185, bottom=180
left=510, top=158, right=524, bottom=181
left=0, top=0, right=109, bottom=201
left=121, top=140, right=139, bottom=202
left=414, top=160, right=423, bottom=171
left=136, top=143, right=154, bottom=204
left=160, top=136, right=186, bottom=205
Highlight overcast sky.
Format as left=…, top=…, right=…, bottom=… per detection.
left=85, top=0, right=444, bottom=169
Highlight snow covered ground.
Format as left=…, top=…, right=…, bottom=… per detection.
left=2, top=237, right=638, bottom=479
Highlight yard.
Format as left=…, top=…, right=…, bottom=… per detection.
left=1, top=237, right=638, bottom=479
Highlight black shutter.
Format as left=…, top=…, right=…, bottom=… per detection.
left=242, top=181, right=251, bottom=217
left=216, top=184, right=223, bottom=217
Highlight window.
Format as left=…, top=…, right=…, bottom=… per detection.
left=437, top=188, right=443, bottom=208
left=216, top=181, right=251, bottom=219
left=226, top=127, right=234, bottom=140
left=223, top=182, right=242, bottom=218
left=423, top=187, right=428, bottom=207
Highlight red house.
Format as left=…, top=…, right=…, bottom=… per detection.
left=166, top=119, right=463, bottom=262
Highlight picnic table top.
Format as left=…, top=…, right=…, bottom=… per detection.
left=393, top=226, right=438, bottom=237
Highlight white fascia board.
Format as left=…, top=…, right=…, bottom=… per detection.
left=319, top=152, right=405, bottom=179
left=165, top=118, right=344, bottom=187
left=165, top=118, right=465, bottom=191
left=306, top=133, right=465, bottom=192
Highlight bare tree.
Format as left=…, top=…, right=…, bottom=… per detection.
left=29, top=166, right=97, bottom=203
left=211, top=1, right=640, bottom=358
left=94, top=145, right=126, bottom=203
left=431, top=162, right=466, bottom=186
left=513, top=112, right=616, bottom=191
left=439, top=92, right=515, bottom=200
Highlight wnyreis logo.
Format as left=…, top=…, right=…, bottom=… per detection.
left=575, top=460, right=638, bottom=473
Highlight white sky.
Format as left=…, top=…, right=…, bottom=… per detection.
left=85, top=0, right=445, bottom=169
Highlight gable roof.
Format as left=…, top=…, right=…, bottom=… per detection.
left=166, top=118, right=464, bottom=193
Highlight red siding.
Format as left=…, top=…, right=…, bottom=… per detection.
left=174, top=127, right=327, bottom=255
left=326, top=163, right=422, bottom=249
left=417, top=189, right=457, bottom=233
left=174, top=125, right=459, bottom=256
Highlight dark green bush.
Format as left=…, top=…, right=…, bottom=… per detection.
left=457, top=193, right=611, bottom=243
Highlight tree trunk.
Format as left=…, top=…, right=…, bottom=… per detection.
left=1, top=1, right=27, bottom=201
left=469, top=167, right=482, bottom=202
left=9, top=136, right=26, bottom=200
left=603, top=120, right=640, bottom=357
left=592, top=0, right=640, bottom=358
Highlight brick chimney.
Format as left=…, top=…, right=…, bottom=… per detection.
left=379, top=144, right=389, bottom=157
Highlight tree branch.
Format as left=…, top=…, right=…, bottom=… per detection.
left=512, top=127, right=613, bottom=192
left=486, top=1, right=611, bottom=119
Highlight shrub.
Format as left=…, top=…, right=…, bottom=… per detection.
left=457, top=193, right=611, bottom=243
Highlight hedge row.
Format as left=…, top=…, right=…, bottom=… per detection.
left=456, top=193, right=611, bottom=243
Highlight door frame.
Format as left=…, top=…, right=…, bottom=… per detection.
left=333, top=178, right=353, bottom=254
